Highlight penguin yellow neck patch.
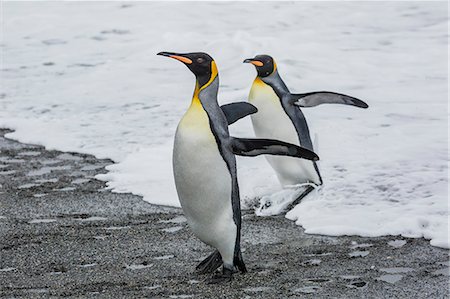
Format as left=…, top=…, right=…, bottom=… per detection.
left=253, top=77, right=266, bottom=86
left=187, top=61, right=218, bottom=110
left=190, top=82, right=201, bottom=108
left=249, top=76, right=279, bottom=105
left=181, top=82, right=211, bottom=133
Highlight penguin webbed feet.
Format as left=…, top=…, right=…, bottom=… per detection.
left=195, top=250, right=223, bottom=274
left=206, top=266, right=234, bottom=284
left=284, top=184, right=318, bottom=212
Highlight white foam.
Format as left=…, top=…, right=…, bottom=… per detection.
left=74, top=216, right=107, bottom=222
left=35, top=178, right=58, bottom=183
left=18, top=151, right=41, bottom=156
left=18, top=183, right=40, bottom=189
left=380, top=267, right=414, bottom=274
left=348, top=251, right=370, bottom=258
left=161, top=226, right=183, bottom=233
left=153, top=255, right=174, bottom=260
left=71, top=178, right=90, bottom=184
left=78, top=263, right=97, bottom=268
left=376, top=274, right=403, bottom=284
left=388, top=240, right=407, bottom=249
left=33, top=193, right=47, bottom=198
left=53, top=187, right=76, bottom=192
left=0, top=170, right=15, bottom=175
left=0, top=267, right=16, bottom=272
left=125, top=263, right=153, bottom=270
left=159, top=216, right=187, bottom=224
left=56, top=153, right=82, bottom=161
left=28, top=219, right=57, bottom=224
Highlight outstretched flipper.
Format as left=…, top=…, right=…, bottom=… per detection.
left=196, top=250, right=223, bottom=274
left=291, top=91, right=368, bottom=109
left=220, top=102, right=258, bottom=125
left=231, top=137, right=319, bottom=161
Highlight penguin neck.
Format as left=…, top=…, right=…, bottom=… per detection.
left=259, top=70, right=290, bottom=97
left=191, top=62, right=219, bottom=109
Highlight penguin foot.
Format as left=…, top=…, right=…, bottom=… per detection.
left=196, top=250, right=223, bottom=274
left=284, top=185, right=317, bottom=212
left=206, top=267, right=233, bottom=284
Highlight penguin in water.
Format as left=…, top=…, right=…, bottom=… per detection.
left=157, top=51, right=319, bottom=283
left=244, top=55, right=368, bottom=209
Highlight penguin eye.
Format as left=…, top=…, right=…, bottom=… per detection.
left=197, top=57, right=205, bottom=64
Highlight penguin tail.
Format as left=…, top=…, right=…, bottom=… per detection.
left=234, top=250, right=247, bottom=273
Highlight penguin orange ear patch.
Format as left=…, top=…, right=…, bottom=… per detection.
left=170, top=55, right=193, bottom=64
left=251, top=60, right=264, bottom=67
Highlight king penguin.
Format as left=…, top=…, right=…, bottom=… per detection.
left=157, top=51, right=319, bottom=283
left=244, top=54, right=368, bottom=209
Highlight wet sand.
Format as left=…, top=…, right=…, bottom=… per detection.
left=0, top=128, right=448, bottom=298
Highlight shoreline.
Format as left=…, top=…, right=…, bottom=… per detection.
left=0, top=128, right=448, bottom=298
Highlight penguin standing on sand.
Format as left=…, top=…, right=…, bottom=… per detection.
left=157, top=51, right=319, bottom=283
left=244, top=55, right=368, bottom=208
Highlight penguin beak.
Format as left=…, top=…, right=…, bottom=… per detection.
left=157, top=52, right=193, bottom=64
left=243, top=58, right=263, bottom=67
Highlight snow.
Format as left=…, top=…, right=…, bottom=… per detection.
left=1, top=2, right=448, bottom=247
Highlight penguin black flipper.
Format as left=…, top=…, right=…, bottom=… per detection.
left=220, top=102, right=258, bottom=125
left=231, top=137, right=319, bottom=161
left=291, top=91, right=369, bottom=109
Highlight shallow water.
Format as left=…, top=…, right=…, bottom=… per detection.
left=28, top=219, right=57, bottom=224
left=349, top=251, right=370, bottom=258
left=376, top=274, right=403, bottom=284
left=380, top=267, right=414, bottom=274
left=161, top=226, right=183, bottom=233
left=388, top=240, right=407, bottom=248
left=125, top=263, right=153, bottom=270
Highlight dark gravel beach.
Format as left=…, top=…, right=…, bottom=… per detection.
left=0, top=128, right=448, bottom=298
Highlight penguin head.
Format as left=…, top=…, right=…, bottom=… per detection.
left=243, top=54, right=277, bottom=78
left=157, top=51, right=217, bottom=87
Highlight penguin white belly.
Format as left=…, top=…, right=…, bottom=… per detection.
left=173, top=105, right=236, bottom=264
left=249, top=81, right=321, bottom=186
